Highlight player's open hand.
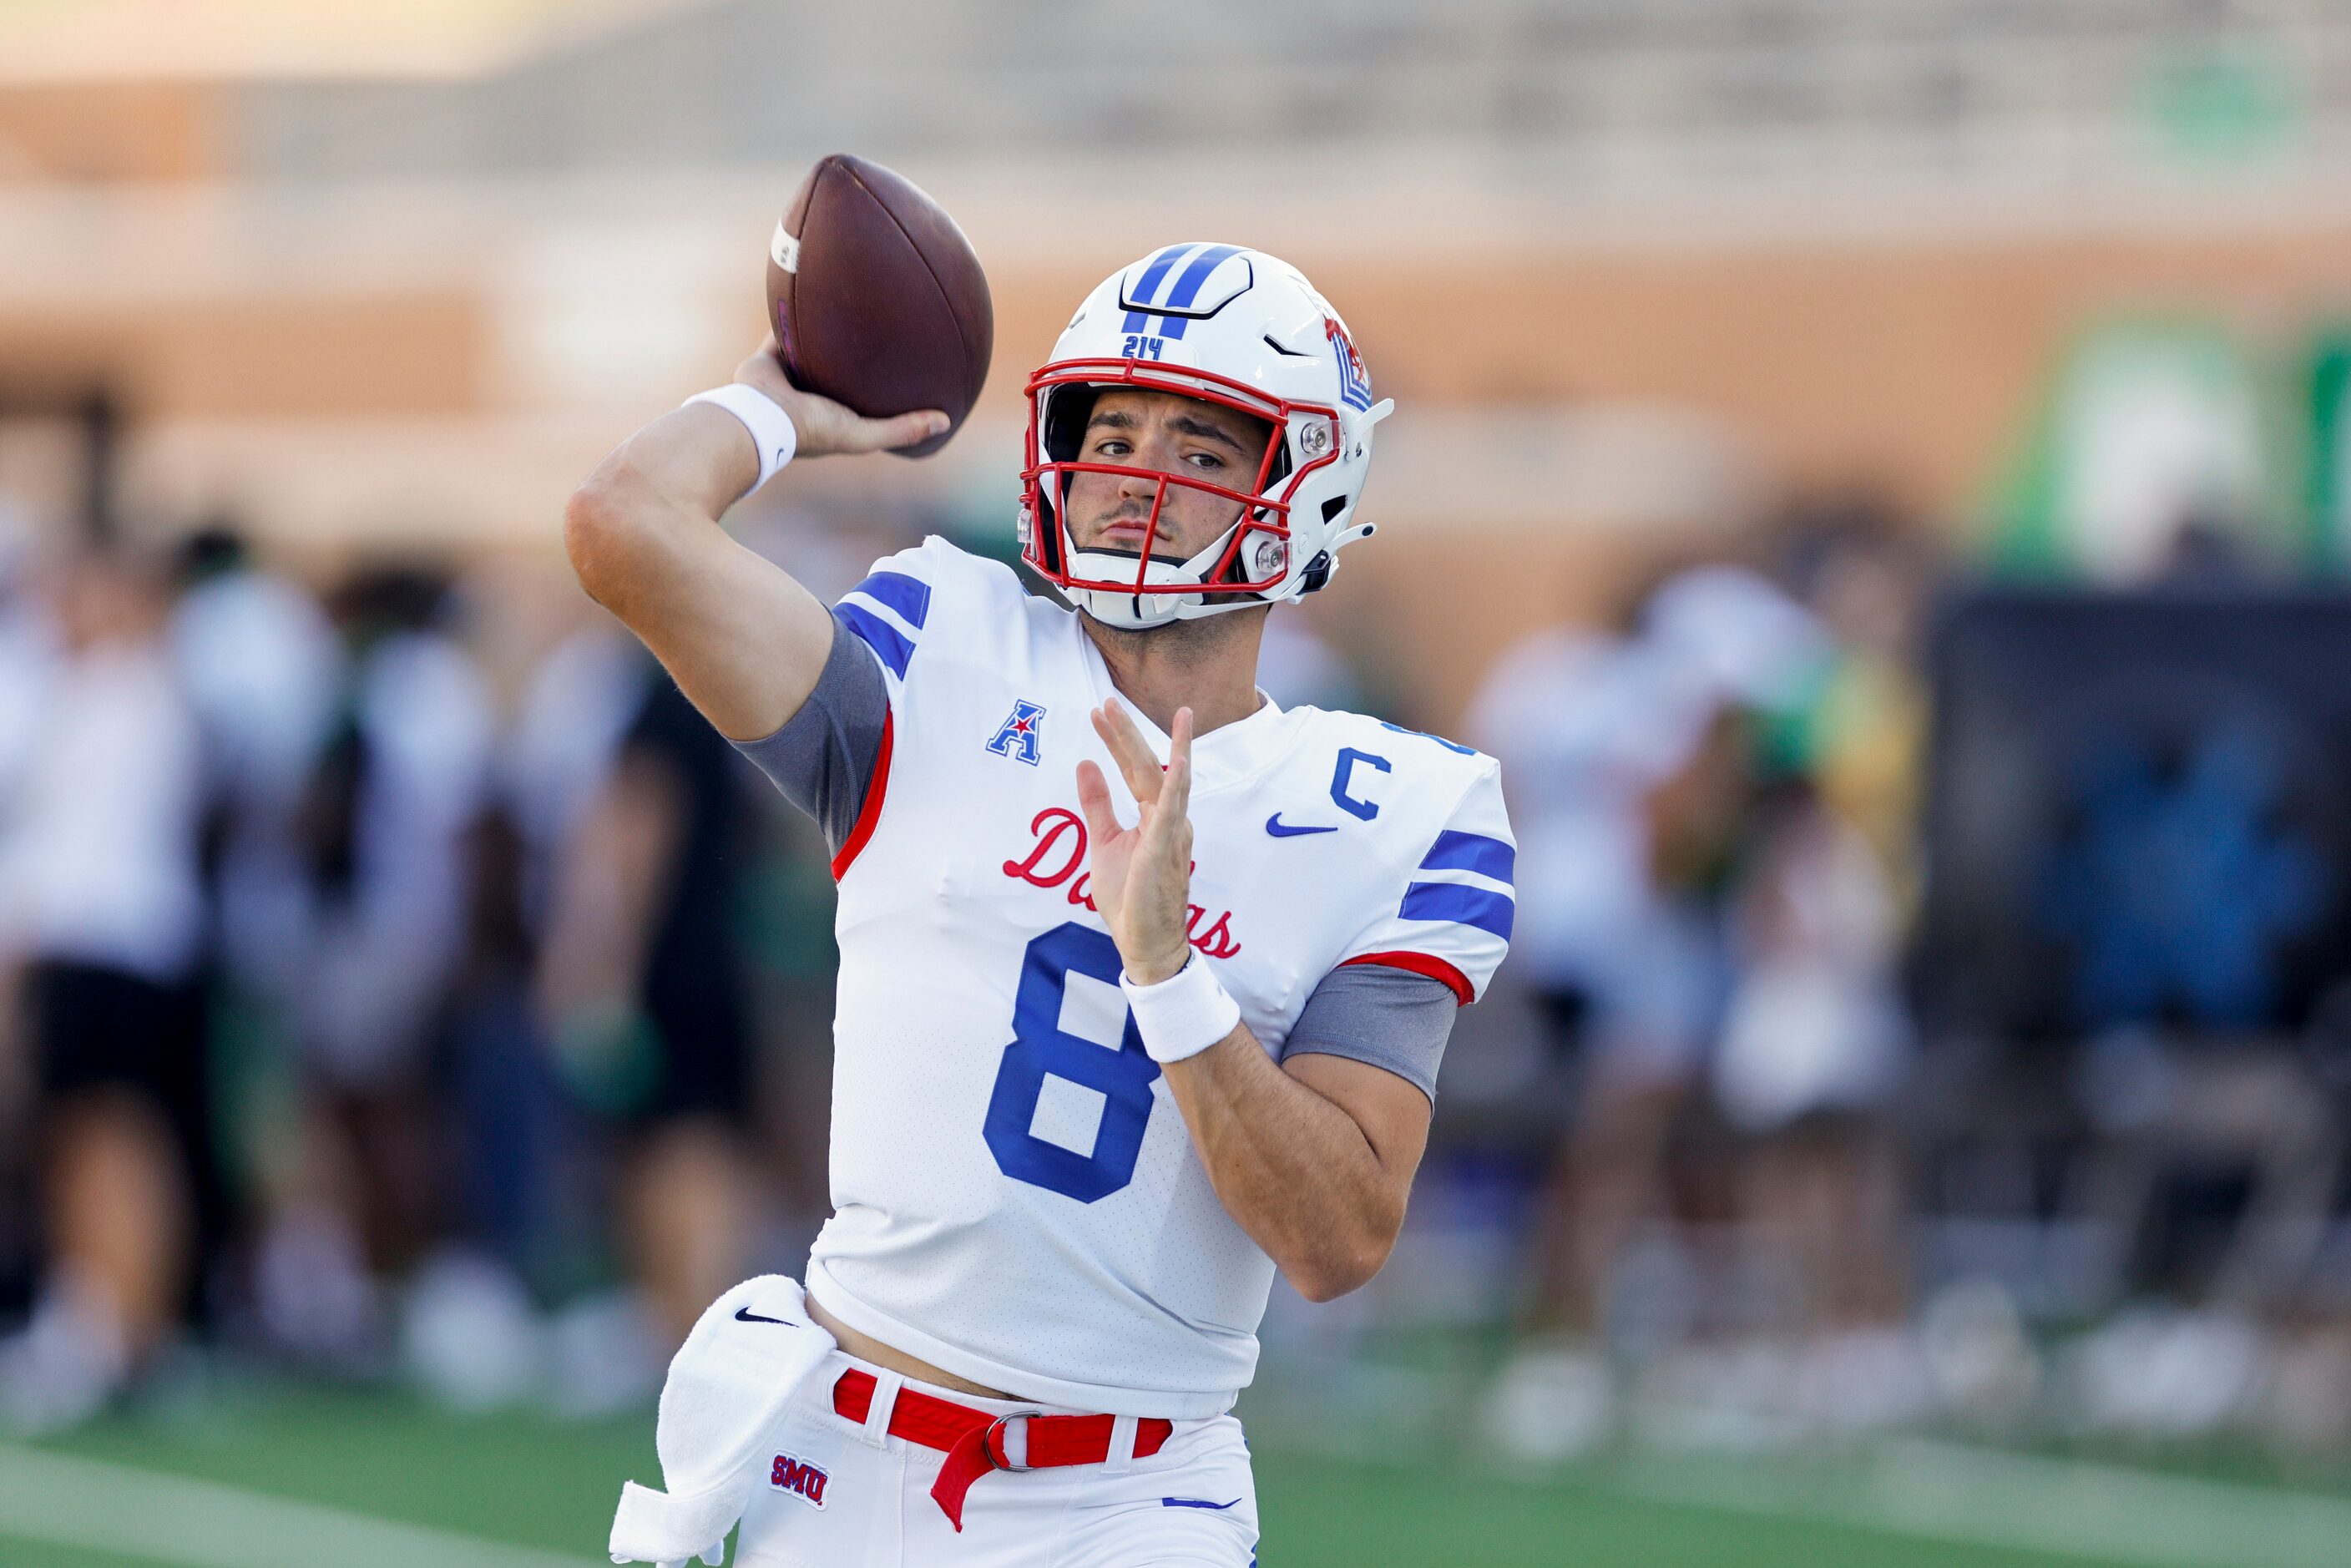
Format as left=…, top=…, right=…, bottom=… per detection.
left=733, top=336, right=949, bottom=458
left=1075, top=699, right=1196, bottom=986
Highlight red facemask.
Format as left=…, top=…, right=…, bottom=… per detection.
left=1019, top=357, right=1341, bottom=604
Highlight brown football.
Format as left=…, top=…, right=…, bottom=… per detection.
left=766, top=154, right=993, bottom=459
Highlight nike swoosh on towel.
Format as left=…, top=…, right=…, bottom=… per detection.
left=734, top=1305, right=800, bottom=1326
left=1265, top=814, right=1337, bottom=837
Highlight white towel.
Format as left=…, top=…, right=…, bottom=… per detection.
left=609, top=1274, right=837, bottom=1567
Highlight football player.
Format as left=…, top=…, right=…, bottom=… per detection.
left=572, top=245, right=1513, bottom=1566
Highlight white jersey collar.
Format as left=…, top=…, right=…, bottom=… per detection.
left=1074, top=624, right=1295, bottom=795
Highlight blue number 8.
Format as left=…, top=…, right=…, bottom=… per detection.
left=983, top=923, right=1161, bottom=1201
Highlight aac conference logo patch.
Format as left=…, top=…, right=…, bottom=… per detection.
left=770, top=1451, right=829, bottom=1510
left=987, top=700, right=1047, bottom=766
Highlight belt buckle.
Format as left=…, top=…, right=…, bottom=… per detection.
left=984, top=1411, right=1041, bottom=1472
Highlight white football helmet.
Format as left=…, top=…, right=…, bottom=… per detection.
left=1019, top=244, right=1394, bottom=629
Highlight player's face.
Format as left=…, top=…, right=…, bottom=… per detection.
left=1065, top=390, right=1274, bottom=564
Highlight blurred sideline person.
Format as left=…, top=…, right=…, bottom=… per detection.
left=0, top=544, right=210, bottom=1433
left=1714, top=791, right=1910, bottom=1336
left=168, top=528, right=345, bottom=1360
left=1705, top=508, right=1934, bottom=1406
left=255, top=567, right=493, bottom=1367
left=535, top=660, right=759, bottom=1349
left=1471, top=562, right=1827, bottom=1456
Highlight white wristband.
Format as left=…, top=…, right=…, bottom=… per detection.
left=684, top=382, right=797, bottom=496
left=1120, top=956, right=1241, bottom=1065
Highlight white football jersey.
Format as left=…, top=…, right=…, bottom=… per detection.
left=804, top=537, right=1513, bottom=1419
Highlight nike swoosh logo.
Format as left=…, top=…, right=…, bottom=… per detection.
left=1265, top=814, right=1337, bottom=837
left=1162, top=1497, right=1242, bottom=1510
left=734, top=1305, right=801, bottom=1327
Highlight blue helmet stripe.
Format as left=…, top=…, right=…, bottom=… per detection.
left=1155, top=245, right=1244, bottom=340
left=1120, top=244, right=1197, bottom=333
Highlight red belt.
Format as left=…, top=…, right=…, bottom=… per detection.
left=832, top=1368, right=1173, bottom=1531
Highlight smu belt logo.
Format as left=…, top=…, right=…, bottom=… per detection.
left=1327, top=316, right=1373, bottom=412
left=1004, top=807, right=1242, bottom=959
left=986, top=700, right=1047, bottom=766
left=770, top=1451, right=828, bottom=1509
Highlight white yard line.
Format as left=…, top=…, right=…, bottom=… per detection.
left=1613, top=1437, right=2351, bottom=1568
left=0, top=1443, right=606, bottom=1568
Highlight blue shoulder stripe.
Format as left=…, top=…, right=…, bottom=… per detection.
left=847, top=569, right=931, bottom=630
left=835, top=603, right=913, bottom=679
left=1399, top=882, right=1514, bottom=941
left=1420, top=830, right=1515, bottom=883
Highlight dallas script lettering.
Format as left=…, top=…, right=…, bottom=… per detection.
left=1002, top=807, right=1244, bottom=959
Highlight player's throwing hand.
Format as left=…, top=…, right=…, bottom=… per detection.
left=1075, top=698, right=1196, bottom=985
left=731, top=335, right=949, bottom=458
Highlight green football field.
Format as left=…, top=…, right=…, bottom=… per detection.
left=2, top=1386, right=2346, bottom=1567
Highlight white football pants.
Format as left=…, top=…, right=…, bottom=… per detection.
left=732, top=1350, right=1258, bottom=1568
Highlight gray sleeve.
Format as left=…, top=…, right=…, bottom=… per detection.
left=1279, top=964, right=1462, bottom=1102
left=731, top=613, right=891, bottom=853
